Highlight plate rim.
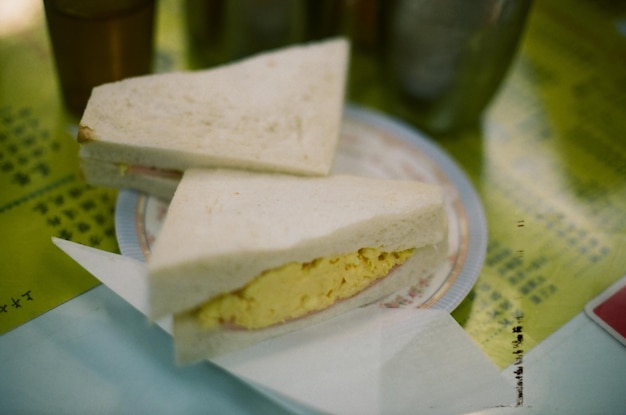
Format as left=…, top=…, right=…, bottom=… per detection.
left=346, top=106, right=487, bottom=311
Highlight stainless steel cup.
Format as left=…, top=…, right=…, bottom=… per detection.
left=184, top=0, right=309, bottom=68
left=382, top=0, right=532, bottom=135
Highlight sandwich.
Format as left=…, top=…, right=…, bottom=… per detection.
left=77, top=38, right=349, bottom=200
left=147, top=168, right=448, bottom=363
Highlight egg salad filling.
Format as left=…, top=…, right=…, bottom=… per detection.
left=195, top=247, right=414, bottom=330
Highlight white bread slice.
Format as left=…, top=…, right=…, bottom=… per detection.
left=147, top=168, right=447, bottom=322
left=77, top=38, right=348, bottom=185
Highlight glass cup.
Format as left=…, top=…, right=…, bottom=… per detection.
left=43, top=0, right=156, bottom=118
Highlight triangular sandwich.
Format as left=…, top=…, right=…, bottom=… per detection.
left=147, top=168, right=448, bottom=363
left=77, top=38, right=349, bottom=199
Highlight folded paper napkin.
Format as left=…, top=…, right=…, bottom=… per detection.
left=53, top=239, right=514, bottom=414
left=216, top=307, right=514, bottom=415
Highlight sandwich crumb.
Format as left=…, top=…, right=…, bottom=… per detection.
left=77, top=125, right=96, bottom=143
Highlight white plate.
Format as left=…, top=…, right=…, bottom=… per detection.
left=115, top=105, right=486, bottom=311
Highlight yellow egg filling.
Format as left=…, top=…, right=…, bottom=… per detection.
left=195, top=247, right=414, bottom=330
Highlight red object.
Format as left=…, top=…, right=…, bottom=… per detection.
left=593, top=284, right=626, bottom=339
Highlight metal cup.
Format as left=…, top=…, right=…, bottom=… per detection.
left=43, top=0, right=156, bottom=118
left=184, top=0, right=310, bottom=69
left=381, top=0, right=532, bottom=135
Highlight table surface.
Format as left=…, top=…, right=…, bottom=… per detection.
left=1, top=0, right=625, bottom=413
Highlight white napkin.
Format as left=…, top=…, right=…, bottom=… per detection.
left=215, top=306, right=514, bottom=415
